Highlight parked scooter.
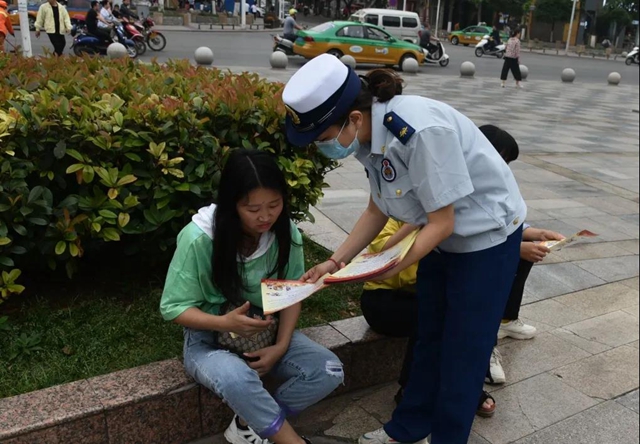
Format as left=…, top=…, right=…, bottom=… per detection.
left=626, top=46, right=639, bottom=66
left=121, top=15, right=146, bottom=55
left=421, top=37, right=450, bottom=67
left=475, top=34, right=505, bottom=58
left=71, top=20, right=138, bottom=58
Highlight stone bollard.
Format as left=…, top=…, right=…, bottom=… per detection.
left=460, top=61, right=475, bottom=78
left=402, top=57, right=419, bottom=74
left=520, top=65, right=529, bottom=81
left=340, top=55, right=356, bottom=70
left=608, top=72, right=621, bottom=86
left=270, top=51, right=288, bottom=69
left=107, top=43, right=128, bottom=59
left=622, top=51, right=629, bottom=58
left=194, top=47, right=214, bottom=66
left=561, top=68, right=576, bottom=83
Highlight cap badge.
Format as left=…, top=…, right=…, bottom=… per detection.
left=381, top=159, right=396, bottom=183
left=284, top=105, right=301, bottom=125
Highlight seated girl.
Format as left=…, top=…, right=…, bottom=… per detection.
left=160, top=149, right=343, bottom=444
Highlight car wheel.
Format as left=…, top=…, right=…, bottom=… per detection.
left=28, top=17, right=36, bottom=31
left=399, top=53, right=416, bottom=71
left=327, top=49, right=343, bottom=58
left=451, top=36, right=459, bottom=45
left=474, top=47, right=484, bottom=57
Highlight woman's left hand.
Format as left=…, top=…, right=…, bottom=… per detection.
left=244, top=344, right=286, bottom=377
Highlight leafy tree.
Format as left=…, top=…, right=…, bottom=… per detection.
left=534, top=0, right=573, bottom=42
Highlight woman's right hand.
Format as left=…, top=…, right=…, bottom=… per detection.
left=221, top=302, right=273, bottom=337
left=300, top=260, right=341, bottom=283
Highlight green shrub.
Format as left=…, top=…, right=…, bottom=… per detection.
left=0, top=56, right=335, bottom=303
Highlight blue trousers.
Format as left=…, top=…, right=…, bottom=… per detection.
left=385, top=227, right=522, bottom=443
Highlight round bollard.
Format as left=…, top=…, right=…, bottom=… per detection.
left=107, top=43, right=128, bottom=59
left=519, top=65, right=529, bottom=81
left=270, top=51, right=288, bottom=69
left=561, top=68, right=576, bottom=83
left=622, top=51, right=629, bottom=58
left=194, top=47, right=214, bottom=66
left=402, top=57, right=419, bottom=74
left=460, top=61, right=476, bottom=78
left=608, top=72, right=621, bottom=86
left=340, top=55, right=356, bottom=69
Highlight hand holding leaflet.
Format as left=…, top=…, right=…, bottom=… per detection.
left=262, top=229, right=419, bottom=314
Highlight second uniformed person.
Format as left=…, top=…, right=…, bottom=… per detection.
left=282, top=54, right=527, bottom=444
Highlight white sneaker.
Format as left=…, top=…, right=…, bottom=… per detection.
left=224, top=416, right=271, bottom=444
left=517, top=83, right=524, bottom=89
left=499, top=319, right=537, bottom=340
left=485, top=348, right=506, bottom=385
left=359, top=427, right=428, bottom=444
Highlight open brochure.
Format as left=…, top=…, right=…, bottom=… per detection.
left=262, top=230, right=419, bottom=315
left=538, top=229, right=598, bottom=252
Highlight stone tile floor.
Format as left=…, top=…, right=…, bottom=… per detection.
left=194, top=71, right=639, bottom=443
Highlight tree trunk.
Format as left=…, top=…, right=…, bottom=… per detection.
left=550, top=21, right=554, bottom=43
left=447, top=0, right=454, bottom=30
left=477, top=1, right=482, bottom=24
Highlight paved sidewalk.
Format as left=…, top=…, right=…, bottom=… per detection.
left=197, top=71, right=639, bottom=443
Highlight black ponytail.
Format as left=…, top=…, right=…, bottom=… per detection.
left=336, top=69, right=404, bottom=125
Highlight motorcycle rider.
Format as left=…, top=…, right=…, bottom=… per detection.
left=487, top=24, right=501, bottom=53
left=0, top=0, right=14, bottom=53
left=420, top=24, right=439, bottom=58
left=120, top=0, right=140, bottom=21
left=99, top=0, right=118, bottom=28
left=283, top=8, right=303, bottom=42
left=86, top=0, right=113, bottom=42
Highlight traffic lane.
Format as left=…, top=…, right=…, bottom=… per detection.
left=15, top=29, right=640, bottom=85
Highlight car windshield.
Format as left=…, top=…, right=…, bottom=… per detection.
left=310, top=22, right=336, bottom=32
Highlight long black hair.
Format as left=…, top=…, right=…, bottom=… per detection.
left=212, top=149, right=293, bottom=304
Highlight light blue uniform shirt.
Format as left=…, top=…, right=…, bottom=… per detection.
left=354, top=95, right=527, bottom=254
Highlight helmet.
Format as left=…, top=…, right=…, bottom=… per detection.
left=289, top=8, right=297, bottom=15
left=0, top=1, right=8, bottom=9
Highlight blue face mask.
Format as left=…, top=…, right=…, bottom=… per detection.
left=315, top=122, right=360, bottom=160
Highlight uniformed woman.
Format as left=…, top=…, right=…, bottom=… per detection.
left=282, top=54, right=527, bottom=444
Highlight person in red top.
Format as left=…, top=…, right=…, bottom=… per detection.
left=0, top=0, right=15, bottom=53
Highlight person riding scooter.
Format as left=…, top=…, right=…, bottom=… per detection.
left=487, top=24, right=501, bottom=53
left=86, top=0, right=113, bottom=42
left=283, top=8, right=303, bottom=42
left=420, top=24, right=440, bottom=58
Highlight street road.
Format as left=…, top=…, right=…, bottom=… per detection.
left=13, top=28, right=640, bottom=85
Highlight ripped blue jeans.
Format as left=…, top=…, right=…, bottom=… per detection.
left=183, top=328, right=344, bottom=438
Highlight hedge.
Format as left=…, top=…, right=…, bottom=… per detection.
left=0, top=55, right=335, bottom=303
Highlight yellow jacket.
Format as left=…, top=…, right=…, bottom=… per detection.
left=363, top=219, right=418, bottom=292
left=35, top=2, right=72, bottom=35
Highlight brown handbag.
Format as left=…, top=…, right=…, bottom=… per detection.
left=215, top=300, right=280, bottom=358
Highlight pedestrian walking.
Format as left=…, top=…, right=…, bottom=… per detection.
left=283, top=54, right=527, bottom=444
left=501, top=29, right=523, bottom=88
left=0, top=0, right=15, bottom=53
left=34, top=0, right=72, bottom=56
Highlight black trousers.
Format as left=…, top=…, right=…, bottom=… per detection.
left=503, top=258, right=534, bottom=320
left=500, top=57, right=522, bottom=81
left=48, top=33, right=66, bottom=56
left=361, top=288, right=417, bottom=388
